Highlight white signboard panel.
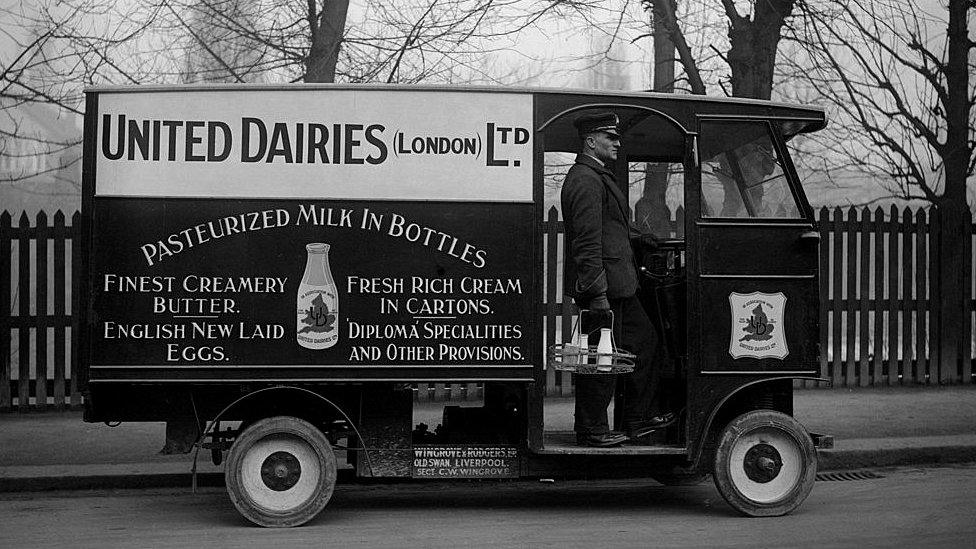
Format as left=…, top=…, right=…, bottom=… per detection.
left=95, top=89, right=533, bottom=202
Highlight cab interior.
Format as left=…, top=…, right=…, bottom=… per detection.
left=536, top=106, right=690, bottom=453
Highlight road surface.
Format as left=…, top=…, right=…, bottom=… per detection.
left=1, top=464, right=973, bottom=548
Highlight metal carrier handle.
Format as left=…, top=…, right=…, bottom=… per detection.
left=547, top=309, right=636, bottom=375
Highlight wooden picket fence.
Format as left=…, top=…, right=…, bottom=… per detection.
left=817, top=205, right=974, bottom=387
left=1, top=211, right=82, bottom=411
left=2, top=206, right=974, bottom=411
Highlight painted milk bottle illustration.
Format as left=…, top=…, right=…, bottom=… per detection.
left=297, top=243, right=339, bottom=349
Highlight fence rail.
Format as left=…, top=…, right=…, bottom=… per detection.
left=3, top=206, right=974, bottom=411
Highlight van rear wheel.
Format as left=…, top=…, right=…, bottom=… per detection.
left=225, top=416, right=337, bottom=527
left=712, top=410, right=816, bottom=517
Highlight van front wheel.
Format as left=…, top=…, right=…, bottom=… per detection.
left=712, top=410, right=816, bottom=517
left=225, top=416, right=337, bottom=527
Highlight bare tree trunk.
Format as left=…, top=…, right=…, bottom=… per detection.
left=305, top=0, right=351, bottom=83
left=934, top=0, right=973, bottom=381
left=651, top=0, right=676, bottom=93
left=636, top=0, right=677, bottom=236
left=724, top=0, right=795, bottom=100
left=650, top=0, right=705, bottom=95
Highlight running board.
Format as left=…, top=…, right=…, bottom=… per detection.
left=534, top=431, right=687, bottom=456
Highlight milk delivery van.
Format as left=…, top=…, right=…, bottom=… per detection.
left=81, top=84, right=831, bottom=526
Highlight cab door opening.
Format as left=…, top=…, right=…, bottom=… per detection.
left=538, top=105, right=691, bottom=453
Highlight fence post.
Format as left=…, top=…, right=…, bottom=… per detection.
left=858, top=206, right=870, bottom=387
left=18, top=212, right=31, bottom=411
left=831, top=206, right=844, bottom=387
left=820, top=206, right=830, bottom=387
left=560, top=300, right=575, bottom=397
left=844, top=206, right=858, bottom=387
left=70, top=211, right=81, bottom=408
left=54, top=211, right=67, bottom=410
left=558, top=214, right=575, bottom=397
left=872, top=206, right=885, bottom=386
left=817, top=207, right=829, bottom=385
left=1, top=211, right=11, bottom=411
left=545, top=206, right=558, bottom=396
left=888, top=204, right=900, bottom=385
left=901, top=207, right=915, bottom=384
left=35, top=211, right=48, bottom=410
left=915, top=209, right=929, bottom=384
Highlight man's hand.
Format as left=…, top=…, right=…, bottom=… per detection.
left=635, top=233, right=661, bottom=252
left=584, top=294, right=612, bottom=331
left=631, top=233, right=661, bottom=267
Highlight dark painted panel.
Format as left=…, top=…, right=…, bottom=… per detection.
left=697, top=278, right=819, bottom=372
left=698, top=224, right=817, bottom=275
left=90, top=198, right=536, bottom=380
left=85, top=383, right=362, bottom=422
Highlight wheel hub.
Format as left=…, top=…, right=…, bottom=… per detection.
left=742, top=443, right=783, bottom=483
left=260, top=451, right=302, bottom=491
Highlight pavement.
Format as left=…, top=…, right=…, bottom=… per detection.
left=1, top=385, right=974, bottom=492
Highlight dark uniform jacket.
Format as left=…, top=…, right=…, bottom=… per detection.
left=561, top=154, right=639, bottom=302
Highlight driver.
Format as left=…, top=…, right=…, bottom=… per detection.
left=561, top=111, right=675, bottom=447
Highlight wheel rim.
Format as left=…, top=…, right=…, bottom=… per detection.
left=239, top=434, right=321, bottom=513
left=261, top=451, right=302, bottom=492
left=728, top=426, right=803, bottom=504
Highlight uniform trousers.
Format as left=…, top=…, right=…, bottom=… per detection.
left=573, top=294, right=660, bottom=435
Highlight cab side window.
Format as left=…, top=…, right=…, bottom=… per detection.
left=630, top=161, right=684, bottom=239
left=700, top=121, right=800, bottom=219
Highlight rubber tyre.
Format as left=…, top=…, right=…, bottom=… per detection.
left=225, top=416, right=337, bottom=527
left=712, top=410, right=816, bottom=517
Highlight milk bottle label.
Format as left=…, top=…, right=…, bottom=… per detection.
left=297, top=242, right=339, bottom=350
left=297, top=286, right=338, bottom=349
